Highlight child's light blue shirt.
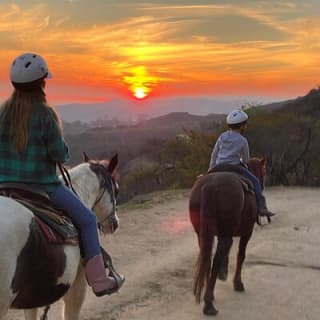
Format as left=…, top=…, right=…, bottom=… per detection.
left=209, top=130, right=250, bottom=170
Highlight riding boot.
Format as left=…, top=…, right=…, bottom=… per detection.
left=85, top=254, right=125, bottom=297
left=258, top=195, right=275, bottom=218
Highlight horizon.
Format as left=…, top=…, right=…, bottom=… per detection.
left=0, top=0, right=319, bottom=114
left=55, top=94, right=292, bottom=123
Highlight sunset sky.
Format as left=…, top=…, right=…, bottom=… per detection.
left=0, top=0, right=319, bottom=106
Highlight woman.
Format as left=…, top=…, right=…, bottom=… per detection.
left=0, top=52, right=124, bottom=296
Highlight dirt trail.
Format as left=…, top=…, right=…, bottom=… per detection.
left=6, top=187, right=320, bottom=320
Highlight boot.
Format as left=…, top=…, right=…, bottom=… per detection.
left=85, top=254, right=124, bottom=297
left=258, top=195, right=275, bottom=218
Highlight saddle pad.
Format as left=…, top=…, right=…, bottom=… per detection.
left=34, top=216, right=78, bottom=246
left=208, top=165, right=254, bottom=194
left=208, top=163, right=242, bottom=174
left=0, top=188, right=79, bottom=244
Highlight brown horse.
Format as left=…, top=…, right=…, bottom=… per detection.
left=189, top=157, right=266, bottom=315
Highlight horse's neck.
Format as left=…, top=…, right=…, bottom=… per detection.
left=61, top=164, right=100, bottom=209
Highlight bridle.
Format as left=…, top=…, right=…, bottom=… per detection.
left=90, top=162, right=118, bottom=230
left=58, top=162, right=118, bottom=231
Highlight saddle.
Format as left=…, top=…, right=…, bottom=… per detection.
left=208, top=164, right=254, bottom=194
left=0, top=183, right=79, bottom=245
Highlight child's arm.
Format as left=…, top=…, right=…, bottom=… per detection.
left=241, top=139, right=250, bottom=165
left=208, top=137, right=220, bottom=170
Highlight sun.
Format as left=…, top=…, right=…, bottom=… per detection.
left=134, top=87, right=147, bottom=99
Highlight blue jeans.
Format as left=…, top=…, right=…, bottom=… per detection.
left=48, top=185, right=100, bottom=260
left=238, top=166, right=262, bottom=204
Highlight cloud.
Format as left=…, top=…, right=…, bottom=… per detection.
left=0, top=3, right=49, bottom=32
left=0, top=0, right=319, bottom=101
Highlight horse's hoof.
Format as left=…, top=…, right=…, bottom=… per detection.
left=234, top=282, right=245, bottom=292
left=203, top=302, right=218, bottom=316
left=218, top=272, right=228, bottom=281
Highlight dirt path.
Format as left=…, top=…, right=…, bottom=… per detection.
left=6, top=187, right=320, bottom=320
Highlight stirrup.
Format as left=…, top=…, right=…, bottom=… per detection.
left=259, top=210, right=275, bottom=217
left=100, top=246, right=125, bottom=293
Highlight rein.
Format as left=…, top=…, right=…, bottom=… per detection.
left=57, top=163, right=78, bottom=195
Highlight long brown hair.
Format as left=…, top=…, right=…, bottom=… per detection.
left=0, top=80, right=62, bottom=152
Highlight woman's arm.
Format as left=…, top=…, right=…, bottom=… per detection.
left=44, top=110, right=69, bottom=163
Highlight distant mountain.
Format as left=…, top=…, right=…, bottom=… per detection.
left=284, top=88, right=320, bottom=116
left=64, top=111, right=224, bottom=165
left=259, top=88, right=320, bottom=115
left=136, top=112, right=225, bottom=130
left=56, top=95, right=277, bottom=123
left=259, top=99, right=293, bottom=111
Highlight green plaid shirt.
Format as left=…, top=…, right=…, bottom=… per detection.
left=0, top=103, right=69, bottom=192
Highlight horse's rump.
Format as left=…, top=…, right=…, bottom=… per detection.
left=189, top=172, right=256, bottom=237
left=0, top=196, right=75, bottom=309
left=11, top=218, right=71, bottom=309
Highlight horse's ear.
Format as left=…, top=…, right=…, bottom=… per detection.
left=108, top=154, right=118, bottom=174
left=83, top=152, right=90, bottom=162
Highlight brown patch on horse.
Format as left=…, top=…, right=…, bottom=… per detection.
left=11, top=219, right=70, bottom=309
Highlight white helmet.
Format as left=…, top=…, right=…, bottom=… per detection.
left=226, top=109, right=248, bottom=125
left=10, top=53, right=51, bottom=84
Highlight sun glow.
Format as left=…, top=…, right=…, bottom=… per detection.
left=123, top=66, right=157, bottom=100
left=134, top=87, right=147, bottom=99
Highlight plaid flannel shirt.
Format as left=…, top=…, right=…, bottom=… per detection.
left=0, top=103, right=69, bottom=192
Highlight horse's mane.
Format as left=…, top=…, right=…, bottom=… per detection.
left=61, top=163, right=100, bottom=207
left=67, top=163, right=90, bottom=179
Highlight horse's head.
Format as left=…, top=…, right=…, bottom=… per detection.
left=248, top=156, right=267, bottom=190
left=83, top=152, right=120, bottom=235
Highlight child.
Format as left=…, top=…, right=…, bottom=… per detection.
left=208, top=109, right=274, bottom=218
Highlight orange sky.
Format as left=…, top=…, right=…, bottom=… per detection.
left=0, top=1, right=319, bottom=104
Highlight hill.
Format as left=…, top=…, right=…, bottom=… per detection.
left=247, top=88, right=320, bottom=186
left=62, top=88, right=320, bottom=202
left=56, top=95, right=272, bottom=123
left=284, top=87, right=320, bottom=116
left=64, top=112, right=224, bottom=166
left=136, top=112, right=224, bottom=129
left=260, top=87, right=320, bottom=115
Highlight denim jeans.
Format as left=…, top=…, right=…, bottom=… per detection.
left=48, top=185, right=100, bottom=260
left=238, top=166, right=262, bottom=204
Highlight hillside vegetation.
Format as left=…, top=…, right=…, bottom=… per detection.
left=64, top=89, right=320, bottom=203
left=64, top=112, right=224, bottom=166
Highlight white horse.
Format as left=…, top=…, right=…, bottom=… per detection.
left=0, top=153, right=120, bottom=320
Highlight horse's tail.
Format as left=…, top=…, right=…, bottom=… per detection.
left=193, top=184, right=216, bottom=303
